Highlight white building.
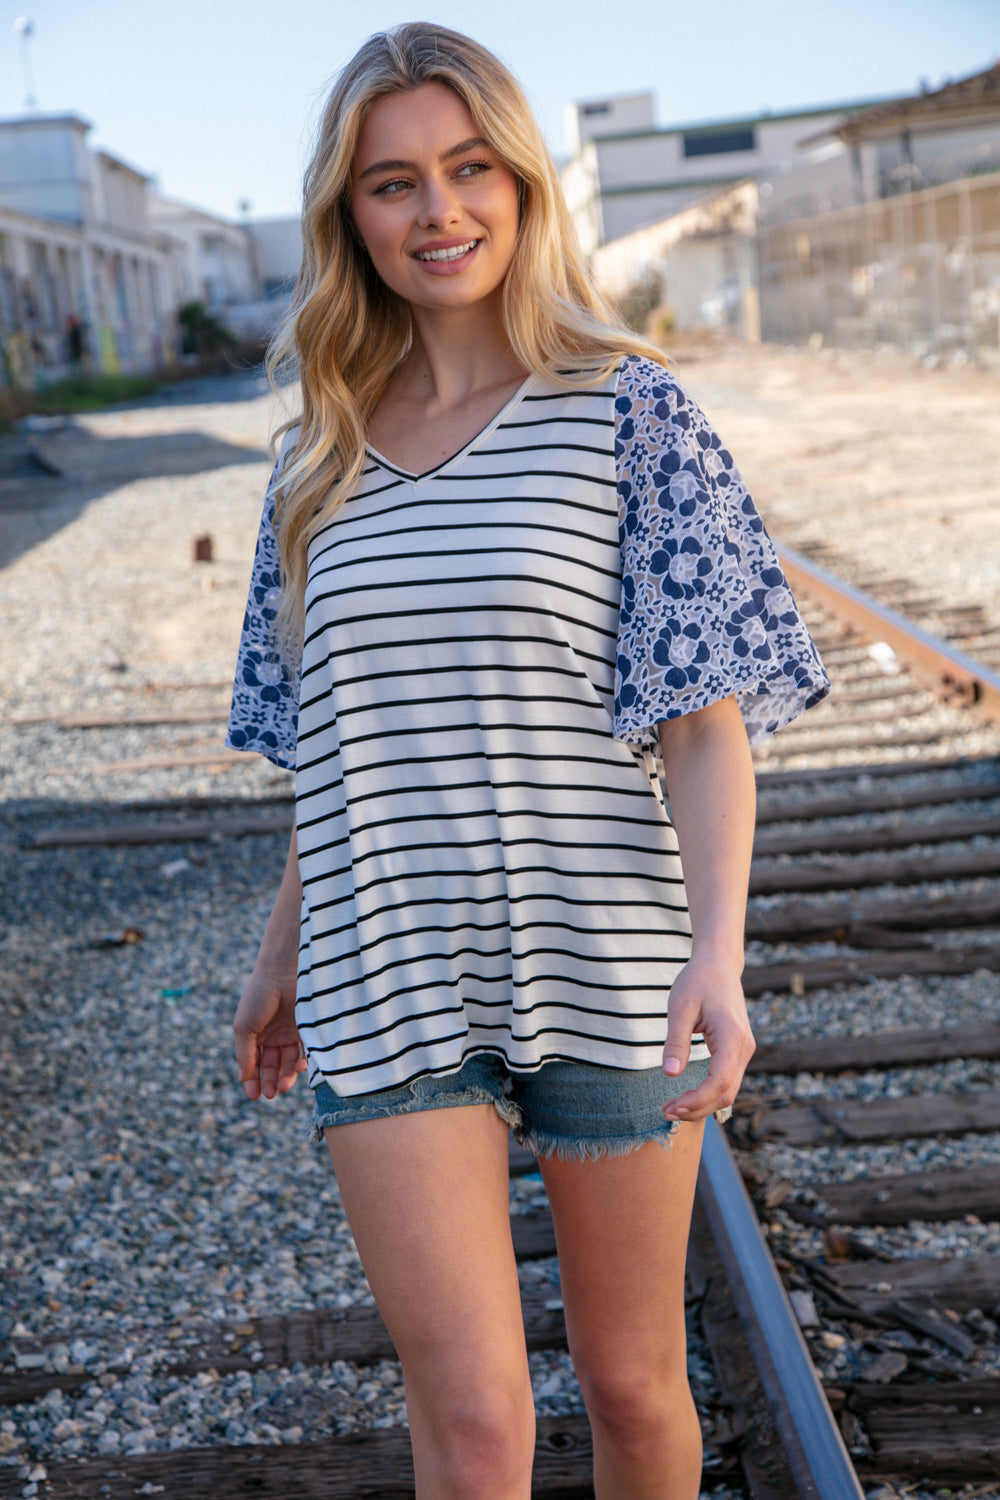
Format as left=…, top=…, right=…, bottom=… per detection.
left=149, top=195, right=257, bottom=313
left=561, top=93, right=900, bottom=255
left=0, top=113, right=295, bottom=386
left=248, top=215, right=302, bottom=303
left=563, top=91, right=656, bottom=157
left=589, top=179, right=761, bottom=337
left=587, top=61, right=1000, bottom=352
left=0, top=113, right=179, bottom=380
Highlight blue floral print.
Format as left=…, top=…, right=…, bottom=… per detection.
left=226, top=440, right=299, bottom=769
left=612, top=355, right=829, bottom=748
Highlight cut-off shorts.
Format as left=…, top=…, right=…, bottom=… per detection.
left=310, top=1052, right=713, bottom=1162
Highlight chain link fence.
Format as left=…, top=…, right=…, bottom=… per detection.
left=757, top=171, right=1000, bottom=357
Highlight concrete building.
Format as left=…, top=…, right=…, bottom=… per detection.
left=248, top=215, right=302, bottom=303
left=0, top=113, right=303, bottom=387
left=588, top=61, right=1000, bottom=357
left=757, top=62, right=1000, bottom=352
left=149, top=195, right=257, bottom=317
left=217, top=214, right=303, bottom=342
left=589, top=179, right=761, bottom=338
left=561, top=93, right=900, bottom=255
left=563, top=91, right=656, bottom=157
left=0, top=113, right=179, bottom=382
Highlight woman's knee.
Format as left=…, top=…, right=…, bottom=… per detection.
left=575, top=1356, right=692, bottom=1451
left=409, top=1373, right=536, bottom=1491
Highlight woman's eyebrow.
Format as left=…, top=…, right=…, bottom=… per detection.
left=356, top=137, right=489, bottom=181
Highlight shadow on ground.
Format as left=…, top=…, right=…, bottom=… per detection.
left=0, top=428, right=268, bottom=571
left=0, top=365, right=286, bottom=568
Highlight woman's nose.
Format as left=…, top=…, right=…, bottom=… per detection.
left=418, top=176, right=461, bottom=227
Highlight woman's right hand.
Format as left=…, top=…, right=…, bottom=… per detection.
left=234, top=965, right=307, bottom=1101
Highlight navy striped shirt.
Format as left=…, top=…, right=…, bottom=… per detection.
left=228, top=358, right=828, bottom=1094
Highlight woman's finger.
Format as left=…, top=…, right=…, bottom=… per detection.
left=276, top=1041, right=305, bottom=1092
left=235, top=1029, right=262, bottom=1098
left=662, top=1002, right=697, bottom=1077
left=663, top=1028, right=752, bottom=1121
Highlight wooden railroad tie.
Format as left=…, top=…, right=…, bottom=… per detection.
left=13, top=1417, right=596, bottom=1500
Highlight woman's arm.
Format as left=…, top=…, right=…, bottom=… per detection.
left=656, top=695, right=756, bottom=1122
left=234, top=829, right=307, bottom=1101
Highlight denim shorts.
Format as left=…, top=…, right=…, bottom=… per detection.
left=310, top=1052, right=713, bottom=1161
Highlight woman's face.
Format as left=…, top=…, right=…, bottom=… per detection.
left=350, top=82, right=521, bottom=320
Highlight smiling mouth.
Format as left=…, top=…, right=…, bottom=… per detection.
left=414, top=239, right=480, bottom=262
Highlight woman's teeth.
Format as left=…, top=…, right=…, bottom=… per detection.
left=415, top=240, right=478, bottom=262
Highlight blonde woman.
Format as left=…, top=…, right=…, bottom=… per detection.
left=228, top=23, right=828, bottom=1499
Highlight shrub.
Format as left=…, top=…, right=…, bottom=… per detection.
left=177, top=301, right=234, bottom=357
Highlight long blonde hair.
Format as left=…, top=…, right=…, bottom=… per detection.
left=270, top=21, right=667, bottom=643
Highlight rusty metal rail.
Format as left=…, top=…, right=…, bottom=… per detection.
left=698, top=1120, right=866, bottom=1500
left=777, top=543, right=1000, bottom=724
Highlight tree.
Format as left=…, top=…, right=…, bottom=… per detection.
left=177, top=301, right=234, bottom=357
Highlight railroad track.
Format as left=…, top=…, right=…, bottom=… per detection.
left=722, top=553, right=1000, bottom=1496
left=3, top=559, right=1000, bottom=1498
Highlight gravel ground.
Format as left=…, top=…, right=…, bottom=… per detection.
left=751, top=969, right=1000, bottom=1043
left=3, top=354, right=999, bottom=1500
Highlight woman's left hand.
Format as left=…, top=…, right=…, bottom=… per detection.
left=659, top=954, right=755, bottom=1122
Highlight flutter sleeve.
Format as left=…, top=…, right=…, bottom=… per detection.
left=613, top=355, right=830, bottom=749
left=225, top=438, right=300, bottom=770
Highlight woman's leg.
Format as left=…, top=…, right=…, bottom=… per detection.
left=537, top=1121, right=705, bottom=1500
left=324, top=1103, right=535, bottom=1500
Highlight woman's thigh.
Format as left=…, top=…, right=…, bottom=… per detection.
left=323, top=1102, right=529, bottom=1394
left=536, top=1120, right=704, bottom=1385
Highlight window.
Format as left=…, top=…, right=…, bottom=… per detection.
left=582, top=103, right=611, bottom=117
left=683, top=127, right=756, bottom=158
left=0, top=266, right=20, bottom=332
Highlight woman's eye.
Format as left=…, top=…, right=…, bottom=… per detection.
left=457, top=159, right=491, bottom=178
left=374, top=177, right=411, bottom=196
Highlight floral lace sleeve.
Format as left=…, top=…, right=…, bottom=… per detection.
left=225, top=439, right=300, bottom=770
left=613, top=355, right=830, bottom=748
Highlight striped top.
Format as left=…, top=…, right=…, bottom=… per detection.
left=228, top=355, right=829, bottom=1096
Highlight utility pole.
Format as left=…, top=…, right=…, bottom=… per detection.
left=14, top=16, right=38, bottom=110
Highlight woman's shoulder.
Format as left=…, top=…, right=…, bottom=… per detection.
left=261, top=425, right=302, bottom=521
left=614, top=353, right=681, bottom=411
left=273, top=424, right=301, bottom=472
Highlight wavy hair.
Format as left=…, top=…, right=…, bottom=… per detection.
left=269, top=21, right=668, bottom=644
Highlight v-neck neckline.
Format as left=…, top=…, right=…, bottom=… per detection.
left=365, top=373, right=538, bottom=484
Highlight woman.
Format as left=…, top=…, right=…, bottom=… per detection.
left=228, top=23, right=828, bottom=1499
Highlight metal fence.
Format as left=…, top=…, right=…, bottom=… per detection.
left=757, top=171, right=1000, bottom=355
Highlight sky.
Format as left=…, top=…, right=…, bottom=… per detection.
left=0, top=0, right=996, bottom=221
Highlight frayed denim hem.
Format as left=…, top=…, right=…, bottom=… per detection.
left=303, top=1054, right=726, bottom=1149
left=517, top=1120, right=679, bottom=1163
left=308, top=1082, right=506, bottom=1144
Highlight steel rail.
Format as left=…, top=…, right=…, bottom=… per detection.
left=698, top=1118, right=866, bottom=1500
left=777, top=543, right=1000, bottom=724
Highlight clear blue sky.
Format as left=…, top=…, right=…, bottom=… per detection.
left=1, top=0, right=996, bottom=220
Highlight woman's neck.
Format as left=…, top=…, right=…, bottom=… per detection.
left=402, top=297, right=525, bottom=411
left=366, top=299, right=530, bottom=474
